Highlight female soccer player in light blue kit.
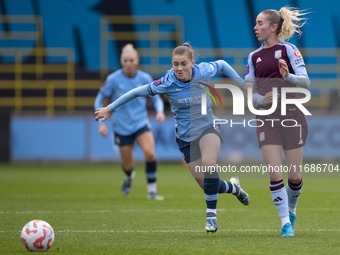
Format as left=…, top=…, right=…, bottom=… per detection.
left=94, top=44, right=166, bottom=200
left=95, top=43, right=250, bottom=233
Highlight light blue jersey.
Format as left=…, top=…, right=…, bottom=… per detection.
left=106, top=60, right=245, bottom=142
left=95, top=69, right=164, bottom=135
left=147, top=62, right=218, bottom=141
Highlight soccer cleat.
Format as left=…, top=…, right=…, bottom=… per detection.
left=230, top=177, right=250, bottom=205
left=147, top=192, right=164, bottom=200
left=121, top=171, right=135, bottom=196
left=205, top=214, right=218, bottom=233
left=289, top=211, right=297, bottom=229
left=281, top=222, right=294, bottom=237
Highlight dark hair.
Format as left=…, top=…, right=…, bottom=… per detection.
left=171, top=42, right=194, bottom=61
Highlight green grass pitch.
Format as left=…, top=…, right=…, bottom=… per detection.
left=0, top=162, right=339, bottom=254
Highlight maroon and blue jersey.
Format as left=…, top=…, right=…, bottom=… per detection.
left=245, top=41, right=306, bottom=103
left=246, top=42, right=309, bottom=149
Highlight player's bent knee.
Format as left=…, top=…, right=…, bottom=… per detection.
left=288, top=177, right=302, bottom=184
left=144, top=150, right=155, bottom=161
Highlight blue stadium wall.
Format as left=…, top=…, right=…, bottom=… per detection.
left=10, top=116, right=340, bottom=161
left=4, top=0, right=340, bottom=161
left=2, top=0, right=340, bottom=70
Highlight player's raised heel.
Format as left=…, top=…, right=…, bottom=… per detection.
left=230, top=176, right=250, bottom=205
left=289, top=211, right=297, bottom=229
left=121, top=171, right=135, bottom=196
left=205, top=213, right=218, bottom=233
left=281, top=222, right=294, bottom=237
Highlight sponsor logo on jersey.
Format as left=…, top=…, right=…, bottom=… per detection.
left=178, top=95, right=201, bottom=104
left=256, top=57, right=262, bottom=63
left=295, top=58, right=303, bottom=65
left=275, top=50, right=282, bottom=59
left=294, top=49, right=302, bottom=58
left=153, top=77, right=164, bottom=86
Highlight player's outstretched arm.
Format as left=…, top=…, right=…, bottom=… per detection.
left=95, top=84, right=152, bottom=122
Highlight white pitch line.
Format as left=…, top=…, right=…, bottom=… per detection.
left=1, top=229, right=340, bottom=234
left=56, top=229, right=340, bottom=233
left=118, top=208, right=239, bottom=213
left=0, top=208, right=246, bottom=214
left=119, top=208, right=340, bottom=213
left=1, top=207, right=339, bottom=215
left=0, top=210, right=110, bottom=214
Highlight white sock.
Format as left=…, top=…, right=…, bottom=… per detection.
left=288, top=206, right=296, bottom=214
left=281, top=216, right=290, bottom=227
left=147, top=182, right=157, bottom=194
left=270, top=180, right=289, bottom=226
left=206, top=208, right=217, bottom=216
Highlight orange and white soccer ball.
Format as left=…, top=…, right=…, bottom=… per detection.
left=21, top=219, right=54, bottom=251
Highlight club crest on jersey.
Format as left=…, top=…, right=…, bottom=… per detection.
left=294, top=49, right=302, bottom=58
left=154, top=78, right=164, bottom=86
left=259, top=132, right=265, bottom=142
left=275, top=50, right=282, bottom=59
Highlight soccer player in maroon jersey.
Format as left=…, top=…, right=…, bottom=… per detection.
left=245, top=7, right=310, bottom=237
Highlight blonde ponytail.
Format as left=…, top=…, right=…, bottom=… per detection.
left=278, top=7, right=307, bottom=41
left=262, top=7, right=308, bottom=41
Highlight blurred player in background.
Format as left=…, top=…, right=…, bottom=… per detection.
left=94, top=44, right=166, bottom=200
left=245, top=7, right=310, bottom=237
left=95, top=43, right=250, bottom=233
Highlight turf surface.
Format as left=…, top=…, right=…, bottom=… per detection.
left=0, top=163, right=339, bottom=254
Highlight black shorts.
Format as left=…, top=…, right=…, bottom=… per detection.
left=114, top=125, right=151, bottom=146
left=176, top=126, right=221, bottom=164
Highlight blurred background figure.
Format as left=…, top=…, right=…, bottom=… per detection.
left=94, top=44, right=166, bottom=200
